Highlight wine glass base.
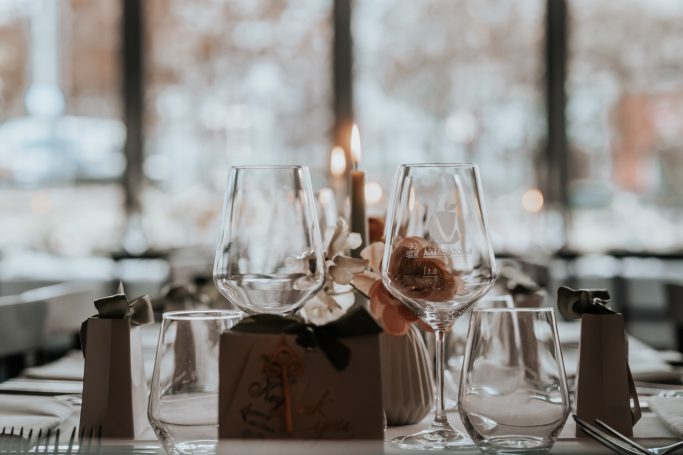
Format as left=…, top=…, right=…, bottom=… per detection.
left=391, top=425, right=475, bottom=450
left=171, top=440, right=217, bottom=455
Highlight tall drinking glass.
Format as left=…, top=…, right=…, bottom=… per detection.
left=148, top=310, right=242, bottom=455
left=458, top=308, right=570, bottom=454
left=213, top=165, right=325, bottom=315
left=381, top=163, right=497, bottom=449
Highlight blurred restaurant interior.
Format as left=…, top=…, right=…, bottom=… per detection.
left=2, top=0, right=683, bottom=382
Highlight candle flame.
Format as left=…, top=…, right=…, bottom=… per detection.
left=318, top=188, right=335, bottom=206
left=365, top=181, right=383, bottom=205
left=330, top=146, right=346, bottom=177
left=522, top=188, right=544, bottom=213
left=351, top=124, right=362, bottom=164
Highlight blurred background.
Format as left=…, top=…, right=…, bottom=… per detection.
left=1, top=0, right=683, bottom=361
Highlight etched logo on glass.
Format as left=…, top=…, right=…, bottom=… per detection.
left=427, top=206, right=459, bottom=244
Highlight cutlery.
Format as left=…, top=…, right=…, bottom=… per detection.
left=0, top=426, right=61, bottom=453
left=574, top=415, right=649, bottom=454
left=596, top=418, right=683, bottom=455
left=657, top=391, right=683, bottom=398
left=0, top=425, right=160, bottom=453
left=0, top=425, right=102, bottom=454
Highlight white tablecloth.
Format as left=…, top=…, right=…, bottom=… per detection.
left=36, top=403, right=674, bottom=454
left=3, top=322, right=681, bottom=453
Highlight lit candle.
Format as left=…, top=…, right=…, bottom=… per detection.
left=350, top=124, right=368, bottom=257
left=329, top=146, right=347, bottom=217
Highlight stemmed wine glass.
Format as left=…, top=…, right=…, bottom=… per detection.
left=213, top=165, right=325, bottom=315
left=381, top=163, right=497, bottom=450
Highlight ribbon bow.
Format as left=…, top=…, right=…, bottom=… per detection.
left=558, top=285, right=641, bottom=425
left=230, top=304, right=382, bottom=371
left=80, top=283, right=154, bottom=356
left=557, top=286, right=614, bottom=320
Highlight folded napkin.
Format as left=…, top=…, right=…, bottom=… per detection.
left=23, top=345, right=158, bottom=383
left=0, top=395, right=73, bottom=431
left=627, top=338, right=679, bottom=382
left=648, top=396, right=683, bottom=438
left=0, top=378, right=82, bottom=395
left=557, top=321, right=677, bottom=381
left=23, top=350, right=84, bottom=381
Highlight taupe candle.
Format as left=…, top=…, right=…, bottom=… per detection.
left=350, top=125, right=368, bottom=257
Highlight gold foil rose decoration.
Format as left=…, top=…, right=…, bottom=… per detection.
left=386, top=237, right=463, bottom=302
left=368, top=279, right=419, bottom=336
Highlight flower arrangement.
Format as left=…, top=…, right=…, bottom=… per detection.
left=300, top=218, right=462, bottom=335
left=296, top=218, right=438, bottom=426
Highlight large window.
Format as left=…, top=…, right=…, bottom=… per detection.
left=0, top=0, right=124, bottom=254
left=2, top=0, right=683, bottom=256
left=354, top=0, right=546, bottom=254
left=142, top=0, right=333, bottom=248
left=567, top=0, right=683, bottom=253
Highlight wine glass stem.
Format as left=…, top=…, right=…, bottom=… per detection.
left=433, top=329, right=448, bottom=427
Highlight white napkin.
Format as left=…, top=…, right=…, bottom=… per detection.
left=648, top=396, right=683, bottom=438
left=23, top=351, right=84, bottom=381
left=557, top=321, right=677, bottom=381
left=23, top=345, right=157, bottom=383
left=0, top=395, right=73, bottom=431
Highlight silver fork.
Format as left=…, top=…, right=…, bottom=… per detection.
left=77, top=425, right=101, bottom=454
left=0, top=425, right=102, bottom=454
left=596, top=419, right=683, bottom=455
left=574, top=415, right=649, bottom=454
left=0, top=426, right=60, bottom=453
left=0, top=426, right=160, bottom=454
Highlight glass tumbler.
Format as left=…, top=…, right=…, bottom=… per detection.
left=148, top=310, right=242, bottom=455
left=458, top=308, right=570, bottom=454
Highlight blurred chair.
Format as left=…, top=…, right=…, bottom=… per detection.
left=0, top=281, right=108, bottom=381
left=496, top=259, right=548, bottom=308
left=116, top=258, right=170, bottom=299
left=0, top=294, right=47, bottom=380
left=20, top=281, right=107, bottom=337
left=665, top=283, right=683, bottom=352
left=0, top=295, right=47, bottom=356
left=166, top=246, right=213, bottom=285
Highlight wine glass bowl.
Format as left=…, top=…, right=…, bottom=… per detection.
left=213, top=165, right=325, bottom=315
left=382, top=164, right=496, bottom=330
left=381, top=163, right=497, bottom=449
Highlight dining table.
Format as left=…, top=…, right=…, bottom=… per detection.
left=0, top=321, right=681, bottom=454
